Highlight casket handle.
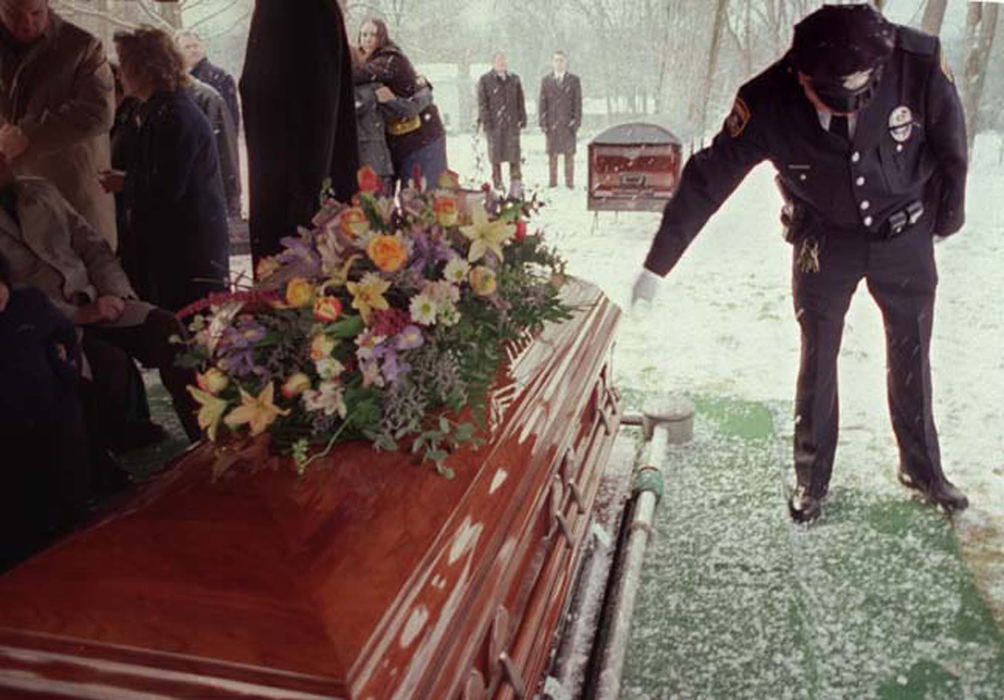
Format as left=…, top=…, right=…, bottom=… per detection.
left=489, top=606, right=510, bottom=666
left=567, top=480, right=586, bottom=514
left=554, top=512, right=574, bottom=547
left=546, top=475, right=564, bottom=539
left=596, top=405, right=615, bottom=436
left=463, top=668, right=486, bottom=700
left=561, top=445, right=578, bottom=483
left=499, top=651, right=527, bottom=698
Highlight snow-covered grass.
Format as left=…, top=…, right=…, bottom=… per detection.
left=447, top=129, right=1004, bottom=625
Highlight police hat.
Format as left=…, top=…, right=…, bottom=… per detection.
left=791, top=4, right=895, bottom=111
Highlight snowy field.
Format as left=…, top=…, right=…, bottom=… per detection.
left=445, top=129, right=1004, bottom=621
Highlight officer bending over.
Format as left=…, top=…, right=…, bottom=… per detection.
left=632, top=4, right=968, bottom=523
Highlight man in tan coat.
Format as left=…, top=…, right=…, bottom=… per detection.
left=0, top=153, right=199, bottom=442
left=0, top=0, right=117, bottom=248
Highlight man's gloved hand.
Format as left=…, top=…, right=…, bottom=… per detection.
left=631, top=268, right=662, bottom=306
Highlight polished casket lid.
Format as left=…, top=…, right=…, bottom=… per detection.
left=0, top=277, right=621, bottom=699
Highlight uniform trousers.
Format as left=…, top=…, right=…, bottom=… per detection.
left=791, top=221, right=944, bottom=497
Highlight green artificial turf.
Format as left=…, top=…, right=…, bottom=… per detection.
left=620, top=396, right=1004, bottom=700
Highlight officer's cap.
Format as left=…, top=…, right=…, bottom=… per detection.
left=791, top=4, right=895, bottom=81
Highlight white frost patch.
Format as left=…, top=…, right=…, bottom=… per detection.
left=448, top=516, right=483, bottom=565
left=400, top=605, right=429, bottom=649
left=489, top=468, right=508, bottom=495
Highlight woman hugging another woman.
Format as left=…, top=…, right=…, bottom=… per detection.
left=352, top=18, right=447, bottom=194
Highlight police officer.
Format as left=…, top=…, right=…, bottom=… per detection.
left=632, top=4, right=969, bottom=523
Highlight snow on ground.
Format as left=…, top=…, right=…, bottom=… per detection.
left=447, top=129, right=1004, bottom=621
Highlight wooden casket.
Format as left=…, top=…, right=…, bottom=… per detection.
left=0, top=278, right=621, bottom=699
left=587, top=122, right=682, bottom=212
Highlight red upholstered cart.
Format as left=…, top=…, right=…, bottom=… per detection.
left=587, top=122, right=683, bottom=213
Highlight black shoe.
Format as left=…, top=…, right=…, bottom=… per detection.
left=898, top=472, right=969, bottom=512
left=788, top=486, right=821, bottom=524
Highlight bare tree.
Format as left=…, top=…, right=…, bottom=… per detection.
left=961, top=2, right=1000, bottom=154
left=698, top=0, right=729, bottom=134
left=921, top=0, right=947, bottom=36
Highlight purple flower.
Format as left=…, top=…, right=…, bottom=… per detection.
left=394, top=325, right=425, bottom=351
left=380, top=348, right=411, bottom=384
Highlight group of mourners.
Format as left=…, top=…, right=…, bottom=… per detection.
left=0, top=0, right=585, bottom=568
left=0, top=1, right=238, bottom=569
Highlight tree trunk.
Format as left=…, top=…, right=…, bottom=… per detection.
left=921, top=0, right=947, bottom=36
left=154, top=0, right=184, bottom=29
left=698, top=0, right=729, bottom=135
left=962, top=2, right=1000, bottom=154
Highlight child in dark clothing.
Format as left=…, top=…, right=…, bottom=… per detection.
left=0, top=251, right=91, bottom=570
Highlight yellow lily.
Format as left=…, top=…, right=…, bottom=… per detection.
left=459, top=203, right=514, bottom=263
left=223, top=382, right=290, bottom=437
left=187, top=385, right=230, bottom=442
left=345, top=272, right=391, bottom=322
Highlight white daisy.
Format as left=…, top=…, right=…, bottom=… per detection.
left=443, top=257, right=471, bottom=284
left=409, top=293, right=438, bottom=326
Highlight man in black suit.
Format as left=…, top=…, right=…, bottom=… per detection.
left=538, top=50, right=582, bottom=189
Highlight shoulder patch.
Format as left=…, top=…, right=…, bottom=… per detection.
left=724, top=97, right=751, bottom=138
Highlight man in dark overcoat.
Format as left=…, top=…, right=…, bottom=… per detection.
left=538, top=50, right=582, bottom=188
left=632, top=4, right=969, bottom=523
left=477, top=52, right=526, bottom=197
left=240, top=0, right=358, bottom=269
left=177, top=30, right=241, bottom=132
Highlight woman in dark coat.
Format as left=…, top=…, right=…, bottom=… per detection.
left=102, top=28, right=229, bottom=314
left=354, top=80, right=434, bottom=195
left=353, top=18, right=447, bottom=191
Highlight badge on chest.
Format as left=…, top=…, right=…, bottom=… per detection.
left=888, top=105, right=914, bottom=143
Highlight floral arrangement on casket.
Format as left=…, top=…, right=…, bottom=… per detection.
left=176, top=168, right=570, bottom=477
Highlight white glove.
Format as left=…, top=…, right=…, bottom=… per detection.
left=631, top=268, right=662, bottom=306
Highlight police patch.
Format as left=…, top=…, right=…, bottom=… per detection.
left=724, top=97, right=751, bottom=138
left=888, top=105, right=913, bottom=143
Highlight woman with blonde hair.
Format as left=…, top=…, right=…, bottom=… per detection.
left=101, top=27, right=229, bottom=313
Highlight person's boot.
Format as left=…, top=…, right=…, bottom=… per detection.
left=898, top=471, right=969, bottom=512
left=508, top=179, right=524, bottom=200
left=788, top=485, right=822, bottom=524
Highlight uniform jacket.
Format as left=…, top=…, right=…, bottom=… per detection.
left=191, top=57, right=240, bottom=131
left=539, top=72, right=582, bottom=154
left=355, top=83, right=434, bottom=178
left=645, top=26, right=967, bottom=276
left=188, top=77, right=241, bottom=216
left=0, top=177, right=135, bottom=321
left=353, top=44, right=446, bottom=166
left=241, top=0, right=359, bottom=264
left=123, top=90, right=229, bottom=313
left=478, top=70, right=526, bottom=164
left=0, top=13, right=117, bottom=248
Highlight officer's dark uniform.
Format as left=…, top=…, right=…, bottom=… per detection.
left=643, top=23, right=967, bottom=502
